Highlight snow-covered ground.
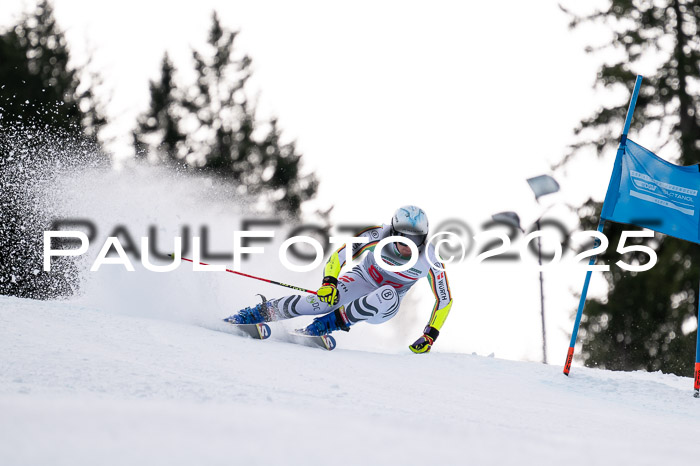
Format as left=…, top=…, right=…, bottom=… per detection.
left=2, top=163, right=698, bottom=465
left=2, top=295, right=699, bottom=466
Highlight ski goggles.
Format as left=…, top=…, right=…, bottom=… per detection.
left=390, top=228, right=427, bottom=247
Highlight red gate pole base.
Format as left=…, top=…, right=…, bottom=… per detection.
left=563, top=347, right=575, bottom=376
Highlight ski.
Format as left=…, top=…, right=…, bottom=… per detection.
left=218, top=320, right=335, bottom=350
left=221, top=321, right=271, bottom=340
left=287, top=331, right=337, bottom=351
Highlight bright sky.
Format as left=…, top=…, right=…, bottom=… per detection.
left=3, top=0, right=633, bottom=363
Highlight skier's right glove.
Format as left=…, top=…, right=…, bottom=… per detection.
left=409, top=326, right=440, bottom=354
left=317, top=251, right=341, bottom=306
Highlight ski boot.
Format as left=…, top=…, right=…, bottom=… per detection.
left=224, top=295, right=277, bottom=325
left=298, top=307, right=351, bottom=336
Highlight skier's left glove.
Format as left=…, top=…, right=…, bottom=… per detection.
left=317, top=251, right=341, bottom=306
left=409, top=326, right=440, bottom=354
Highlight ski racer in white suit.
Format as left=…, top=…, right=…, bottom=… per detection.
left=226, top=205, right=453, bottom=353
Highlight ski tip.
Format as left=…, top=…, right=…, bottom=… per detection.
left=256, top=323, right=271, bottom=339
left=288, top=331, right=337, bottom=351
left=321, top=334, right=336, bottom=351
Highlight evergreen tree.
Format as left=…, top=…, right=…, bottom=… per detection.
left=577, top=200, right=698, bottom=375
left=133, top=53, right=185, bottom=163
left=133, top=12, right=318, bottom=216
left=180, top=13, right=256, bottom=174
left=562, top=0, right=700, bottom=375
left=0, top=0, right=104, bottom=298
left=177, top=12, right=317, bottom=217
left=0, top=0, right=105, bottom=138
left=258, top=118, right=319, bottom=214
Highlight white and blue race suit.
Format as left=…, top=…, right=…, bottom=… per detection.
left=271, top=224, right=453, bottom=329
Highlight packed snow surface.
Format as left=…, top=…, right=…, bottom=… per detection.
left=1, top=295, right=699, bottom=466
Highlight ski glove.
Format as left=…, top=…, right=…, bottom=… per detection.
left=409, top=326, right=440, bottom=354
left=317, top=251, right=341, bottom=306
left=317, top=278, right=339, bottom=306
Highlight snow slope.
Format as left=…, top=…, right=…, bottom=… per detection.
left=2, top=295, right=699, bottom=466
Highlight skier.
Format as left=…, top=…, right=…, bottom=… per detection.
left=226, top=205, right=453, bottom=353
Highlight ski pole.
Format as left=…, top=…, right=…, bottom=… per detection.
left=174, top=255, right=317, bottom=295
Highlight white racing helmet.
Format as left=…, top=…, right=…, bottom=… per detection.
left=391, top=205, right=429, bottom=247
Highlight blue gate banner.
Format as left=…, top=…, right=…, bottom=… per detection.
left=601, top=139, right=700, bottom=244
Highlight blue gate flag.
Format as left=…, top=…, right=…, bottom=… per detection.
left=601, top=139, right=700, bottom=244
